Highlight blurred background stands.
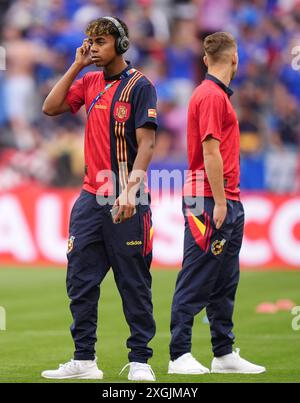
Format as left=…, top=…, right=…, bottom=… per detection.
left=0, top=0, right=300, bottom=192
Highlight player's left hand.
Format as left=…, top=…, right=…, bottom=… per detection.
left=113, top=189, right=136, bottom=223
left=213, top=202, right=227, bottom=230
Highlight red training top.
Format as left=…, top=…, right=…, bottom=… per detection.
left=66, top=63, right=158, bottom=196
left=184, top=74, right=240, bottom=201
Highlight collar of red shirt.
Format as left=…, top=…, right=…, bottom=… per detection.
left=205, top=73, right=234, bottom=98
left=104, top=61, right=133, bottom=81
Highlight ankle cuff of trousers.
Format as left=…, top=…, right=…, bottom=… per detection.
left=170, top=351, right=190, bottom=361
left=74, top=354, right=95, bottom=361
left=213, top=347, right=233, bottom=358
left=129, top=358, right=148, bottom=364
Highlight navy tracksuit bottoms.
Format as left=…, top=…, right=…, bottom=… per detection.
left=170, top=197, right=244, bottom=360
left=66, top=190, right=155, bottom=363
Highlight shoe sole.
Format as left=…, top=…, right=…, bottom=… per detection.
left=211, top=369, right=266, bottom=374
left=168, top=369, right=209, bottom=375
left=128, top=376, right=155, bottom=381
left=41, top=372, right=103, bottom=380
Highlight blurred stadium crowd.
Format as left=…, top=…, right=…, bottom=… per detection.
left=0, top=0, right=300, bottom=192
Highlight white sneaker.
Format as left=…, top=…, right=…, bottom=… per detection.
left=168, top=353, right=210, bottom=375
left=119, top=362, right=156, bottom=381
left=41, top=358, right=103, bottom=379
left=211, top=348, right=266, bottom=374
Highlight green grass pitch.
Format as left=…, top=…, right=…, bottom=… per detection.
left=0, top=268, right=299, bottom=383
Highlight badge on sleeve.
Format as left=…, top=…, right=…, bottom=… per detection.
left=148, top=109, right=157, bottom=118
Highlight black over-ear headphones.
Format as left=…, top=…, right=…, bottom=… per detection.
left=103, top=16, right=130, bottom=55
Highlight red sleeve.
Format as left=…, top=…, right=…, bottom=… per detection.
left=66, top=77, right=85, bottom=114
left=199, top=94, right=225, bottom=142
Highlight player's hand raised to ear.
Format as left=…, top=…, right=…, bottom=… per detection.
left=74, top=39, right=93, bottom=68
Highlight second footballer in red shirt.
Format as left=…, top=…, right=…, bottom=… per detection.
left=169, top=32, right=266, bottom=375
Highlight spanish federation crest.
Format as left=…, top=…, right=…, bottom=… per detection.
left=117, top=105, right=127, bottom=119
left=67, top=236, right=75, bottom=254
left=211, top=239, right=226, bottom=256
left=114, top=102, right=131, bottom=123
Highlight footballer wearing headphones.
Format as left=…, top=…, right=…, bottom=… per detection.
left=41, top=17, right=157, bottom=381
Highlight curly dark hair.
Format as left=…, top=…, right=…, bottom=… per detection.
left=85, top=17, right=129, bottom=39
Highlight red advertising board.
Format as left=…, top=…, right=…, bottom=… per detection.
left=0, top=186, right=300, bottom=270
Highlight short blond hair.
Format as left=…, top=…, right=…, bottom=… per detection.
left=204, top=32, right=237, bottom=63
